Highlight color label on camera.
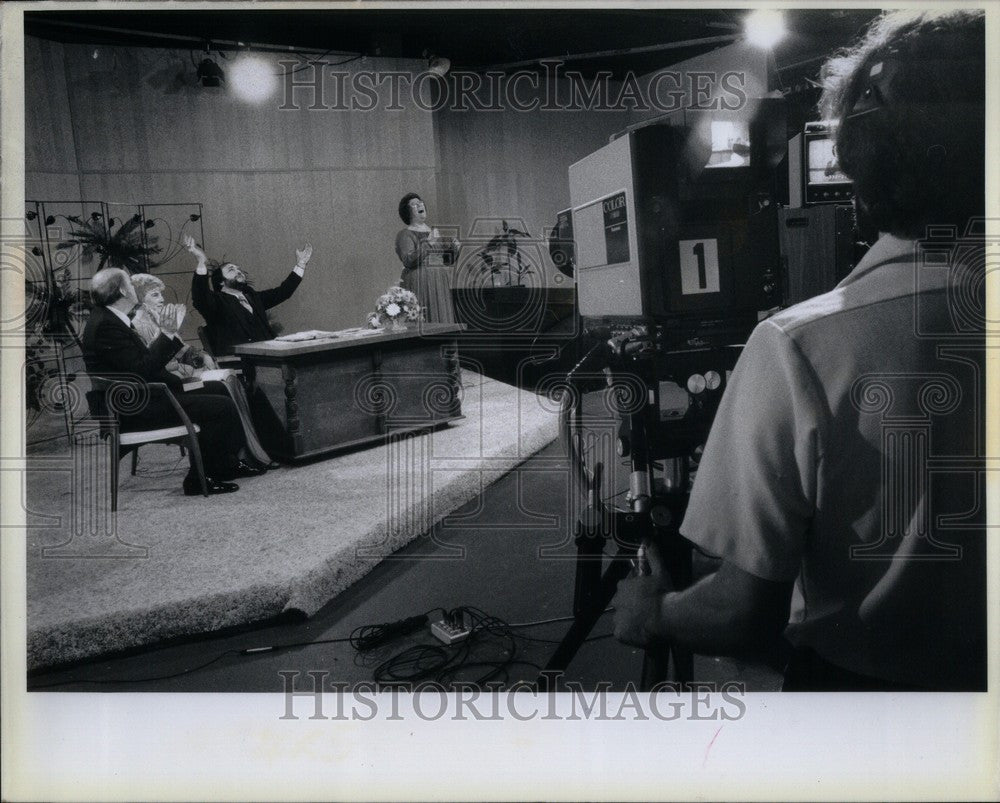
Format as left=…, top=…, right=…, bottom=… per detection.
left=602, top=191, right=630, bottom=264
left=679, top=238, right=720, bottom=294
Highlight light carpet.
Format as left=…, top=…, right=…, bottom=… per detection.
left=25, top=371, right=560, bottom=670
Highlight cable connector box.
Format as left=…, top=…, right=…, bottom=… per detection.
left=430, top=617, right=471, bottom=645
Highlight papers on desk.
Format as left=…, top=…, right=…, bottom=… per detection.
left=273, top=327, right=385, bottom=344
left=274, top=329, right=341, bottom=342
left=334, top=327, right=385, bottom=339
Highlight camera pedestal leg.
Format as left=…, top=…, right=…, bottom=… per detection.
left=545, top=351, right=696, bottom=692
left=537, top=468, right=694, bottom=691
left=538, top=506, right=692, bottom=692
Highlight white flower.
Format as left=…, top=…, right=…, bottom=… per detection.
left=373, top=285, right=422, bottom=324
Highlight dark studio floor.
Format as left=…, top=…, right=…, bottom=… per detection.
left=27, top=434, right=783, bottom=694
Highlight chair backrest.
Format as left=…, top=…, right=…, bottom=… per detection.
left=84, top=387, right=109, bottom=422
left=85, top=373, right=156, bottom=420
left=198, top=325, right=216, bottom=357
left=84, top=377, right=123, bottom=437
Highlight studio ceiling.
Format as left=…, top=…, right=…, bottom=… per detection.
left=25, top=7, right=880, bottom=80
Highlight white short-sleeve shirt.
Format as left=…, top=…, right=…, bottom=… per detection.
left=679, top=234, right=986, bottom=689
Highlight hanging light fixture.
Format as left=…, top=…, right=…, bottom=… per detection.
left=197, top=55, right=225, bottom=87
left=423, top=50, right=451, bottom=77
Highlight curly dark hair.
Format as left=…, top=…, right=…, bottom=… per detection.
left=398, top=193, right=422, bottom=224
left=207, top=258, right=251, bottom=292
left=818, top=10, right=984, bottom=238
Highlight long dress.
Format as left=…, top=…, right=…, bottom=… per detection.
left=132, top=308, right=273, bottom=465
left=395, top=228, right=457, bottom=324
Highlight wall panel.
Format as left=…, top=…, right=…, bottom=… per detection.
left=435, top=79, right=632, bottom=286
left=25, top=172, right=82, bottom=204
left=24, top=37, right=79, bottom=175
left=60, top=46, right=437, bottom=173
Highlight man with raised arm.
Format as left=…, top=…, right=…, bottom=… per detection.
left=185, top=234, right=313, bottom=355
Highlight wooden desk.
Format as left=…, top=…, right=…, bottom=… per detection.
left=235, top=324, right=464, bottom=461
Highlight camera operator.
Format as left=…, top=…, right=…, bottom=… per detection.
left=613, top=9, right=986, bottom=691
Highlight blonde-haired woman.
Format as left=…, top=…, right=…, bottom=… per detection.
left=130, top=273, right=276, bottom=469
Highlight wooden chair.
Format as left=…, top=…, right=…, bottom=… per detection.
left=85, top=376, right=209, bottom=511
left=198, top=325, right=243, bottom=369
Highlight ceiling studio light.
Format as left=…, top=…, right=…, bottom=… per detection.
left=744, top=9, right=786, bottom=49
left=423, top=51, right=451, bottom=77
left=229, top=54, right=279, bottom=103
left=197, top=56, right=225, bottom=87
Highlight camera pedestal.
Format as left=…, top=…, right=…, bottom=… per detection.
left=537, top=460, right=694, bottom=693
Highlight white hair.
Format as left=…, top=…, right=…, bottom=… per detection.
left=90, top=268, right=131, bottom=306
left=130, top=272, right=165, bottom=304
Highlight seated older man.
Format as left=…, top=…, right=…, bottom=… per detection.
left=81, top=267, right=265, bottom=495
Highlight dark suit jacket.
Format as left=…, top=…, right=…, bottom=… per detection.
left=191, top=270, right=302, bottom=356
left=82, top=305, right=185, bottom=390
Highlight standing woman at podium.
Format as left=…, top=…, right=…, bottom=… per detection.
left=395, top=193, right=460, bottom=324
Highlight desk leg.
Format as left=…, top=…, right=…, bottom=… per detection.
left=443, top=340, right=462, bottom=418
left=282, top=363, right=303, bottom=457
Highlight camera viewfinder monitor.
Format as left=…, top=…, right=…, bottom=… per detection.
left=704, top=119, right=752, bottom=169
left=803, top=122, right=853, bottom=204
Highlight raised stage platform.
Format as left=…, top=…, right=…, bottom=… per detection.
left=24, top=370, right=559, bottom=671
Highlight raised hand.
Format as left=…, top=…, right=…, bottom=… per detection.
left=155, top=303, right=176, bottom=335
left=295, top=244, right=313, bottom=267
left=157, top=302, right=187, bottom=335
left=183, top=234, right=207, bottom=265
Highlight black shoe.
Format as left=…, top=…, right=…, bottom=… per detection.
left=183, top=477, right=240, bottom=496
left=243, top=459, right=281, bottom=471
left=230, top=460, right=268, bottom=478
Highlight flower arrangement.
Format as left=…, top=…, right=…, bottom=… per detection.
left=367, top=286, right=423, bottom=330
